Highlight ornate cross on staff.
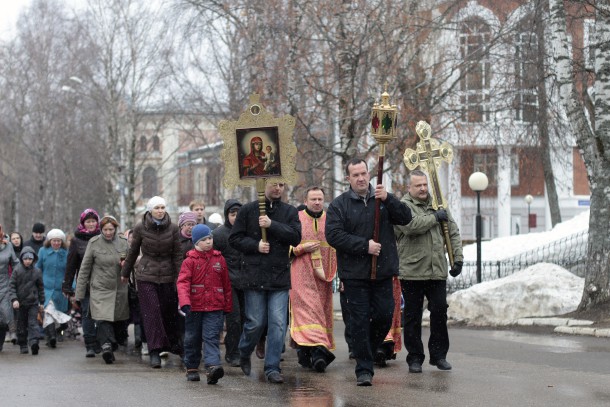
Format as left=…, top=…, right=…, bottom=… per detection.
left=403, top=121, right=455, bottom=266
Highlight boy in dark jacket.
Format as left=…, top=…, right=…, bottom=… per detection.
left=9, top=247, right=45, bottom=355
left=177, top=225, right=232, bottom=384
left=212, top=199, right=243, bottom=366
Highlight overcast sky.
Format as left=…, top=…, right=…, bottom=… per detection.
left=0, top=0, right=30, bottom=35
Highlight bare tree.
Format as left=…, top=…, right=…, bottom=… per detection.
left=549, top=0, right=610, bottom=311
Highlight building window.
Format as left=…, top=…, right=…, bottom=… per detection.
left=142, top=166, right=157, bottom=198
left=511, top=151, right=519, bottom=187
left=152, top=135, right=160, bottom=152
left=139, top=136, right=147, bottom=152
left=206, top=167, right=220, bottom=206
left=514, top=28, right=538, bottom=122
left=459, top=18, right=491, bottom=123
left=474, top=152, right=497, bottom=186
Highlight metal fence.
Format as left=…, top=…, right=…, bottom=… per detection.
left=447, top=229, right=589, bottom=293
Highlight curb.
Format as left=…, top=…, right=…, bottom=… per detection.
left=554, top=326, right=610, bottom=337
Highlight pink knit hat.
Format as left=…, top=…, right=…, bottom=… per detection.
left=178, top=211, right=197, bottom=228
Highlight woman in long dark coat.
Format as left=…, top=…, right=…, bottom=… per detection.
left=121, top=196, right=183, bottom=368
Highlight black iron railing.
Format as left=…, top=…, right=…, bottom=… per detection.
left=447, top=230, right=588, bottom=293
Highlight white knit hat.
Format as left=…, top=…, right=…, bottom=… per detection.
left=46, top=228, right=66, bottom=242
left=209, top=212, right=223, bottom=224
left=146, top=196, right=166, bottom=211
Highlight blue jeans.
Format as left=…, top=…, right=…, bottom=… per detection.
left=183, top=310, right=224, bottom=370
left=342, top=278, right=394, bottom=377
left=239, top=289, right=288, bottom=377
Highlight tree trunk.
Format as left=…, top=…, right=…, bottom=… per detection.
left=549, top=0, right=610, bottom=310
left=534, top=2, right=561, bottom=227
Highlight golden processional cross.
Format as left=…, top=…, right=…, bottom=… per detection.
left=403, top=121, right=455, bottom=266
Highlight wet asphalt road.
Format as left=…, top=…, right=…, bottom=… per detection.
left=2, top=322, right=610, bottom=407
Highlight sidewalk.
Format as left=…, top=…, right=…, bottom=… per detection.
left=515, top=317, right=610, bottom=338
left=332, top=292, right=610, bottom=338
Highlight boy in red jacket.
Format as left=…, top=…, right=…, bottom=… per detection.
left=178, top=224, right=232, bottom=384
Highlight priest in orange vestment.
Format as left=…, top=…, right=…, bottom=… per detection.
left=289, top=187, right=337, bottom=372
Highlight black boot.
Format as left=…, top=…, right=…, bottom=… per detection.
left=0, top=325, right=7, bottom=352
left=45, top=325, right=57, bottom=348
left=134, top=325, right=142, bottom=349
left=149, top=350, right=161, bottom=368
left=102, top=342, right=114, bottom=364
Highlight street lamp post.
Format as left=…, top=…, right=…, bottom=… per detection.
left=469, top=172, right=489, bottom=284
left=524, top=194, right=533, bottom=233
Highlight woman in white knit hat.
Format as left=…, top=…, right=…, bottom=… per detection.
left=120, top=196, right=183, bottom=368
left=36, top=228, right=68, bottom=348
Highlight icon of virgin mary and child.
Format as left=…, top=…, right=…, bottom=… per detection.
left=240, top=130, right=279, bottom=177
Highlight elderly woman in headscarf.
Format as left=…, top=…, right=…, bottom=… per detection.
left=121, top=196, right=183, bottom=368
left=62, top=208, right=101, bottom=357
left=0, top=226, right=19, bottom=351
left=76, top=216, right=129, bottom=364
left=36, top=228, right=69, bottom=348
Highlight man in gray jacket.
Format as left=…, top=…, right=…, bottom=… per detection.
left=394, top=169, right=463, bottom=374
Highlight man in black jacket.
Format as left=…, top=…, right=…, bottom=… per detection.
left=326, top=158, right=412, bottom=386
left=213, top=199, right=243, bottom=367
left=229, top=181, right=301, bottom=384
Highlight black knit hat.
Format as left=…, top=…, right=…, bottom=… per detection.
left=32, top=223, right=45, bottom=233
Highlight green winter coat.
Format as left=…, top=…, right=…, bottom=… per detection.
left=75, top=234, right=129, bottom=322
left=394, top=194, right=463, bottom=281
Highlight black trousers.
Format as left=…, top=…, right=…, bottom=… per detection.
left=401, top=279, right=449, bottom=365
left=16, top=305, right=40, bottom=346
left=339, top=289, right=353, bottom=353
left=224, top=287, right=245, bottom=361
left=97, top=320, right=129, bottom=348
left=342, top=277, right=394, bottom=377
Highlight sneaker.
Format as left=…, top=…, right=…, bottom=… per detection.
left=20, top=346, right=29, bottom=354
left=186, top=369, right=200, bottom=381
left=267, top=371, right=284, bottom=384
left=31, top=343, right=39, bottom=355
left=159, top=351, right=169, bottom=358
left=86, top=348, right=96, bottom=358
left=356, top=373, right=373, bottom=386
left=206, top=365, right=224, bottom=384
left=408, top=362, right=422, bottom=373
left=430, top=359, right=452, bottom=370
left=141, top=343, right=149, bottom=356
left=313, top=358, right=327, bottom=373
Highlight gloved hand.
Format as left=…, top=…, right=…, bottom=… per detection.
left=434, top=209, right=448, bottom=223
left=450, top=261, right=463, bottom=277
left=180, top=305, right=191, bottom=315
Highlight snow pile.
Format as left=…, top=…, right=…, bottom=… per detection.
left=462, top=210, right=589, bottom=261
left=446, top=263, right=584, bottom=326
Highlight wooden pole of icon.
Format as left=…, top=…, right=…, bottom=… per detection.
left=256, top=178, right=268, bottom=242
left=370, top=84, right=398, bottom=279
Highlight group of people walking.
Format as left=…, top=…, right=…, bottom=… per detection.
left=1, top=157, right=464, bottom=388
